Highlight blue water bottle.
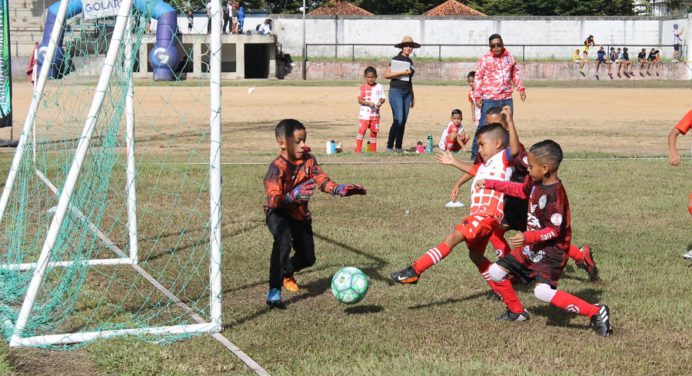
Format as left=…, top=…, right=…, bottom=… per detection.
left=426, top=134, right=433, bottom=153
left=330, top=140, right=336, bottom=155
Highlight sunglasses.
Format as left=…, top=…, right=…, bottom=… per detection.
left=490, top=43, right=504, bottom=48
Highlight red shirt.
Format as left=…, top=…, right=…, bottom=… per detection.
left=263, top=153, right=339, bottom=220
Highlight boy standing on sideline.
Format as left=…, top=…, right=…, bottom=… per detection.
left=467, top=71, right=480, bottom=129
left=471, top=34, right=526, bottom=162
left=479, top=140, right=613, bottom=336
left=673, top=24, right=684, bottom=63
left=391, top=123, right=520, bottom=304
left=355, top=67, right=385, bottom=153
left=264, top=119, right=367, bottom=308
left=667, top=110, right=692, bottom=260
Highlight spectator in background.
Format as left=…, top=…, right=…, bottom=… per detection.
left=237, top=2, right=245, bottom=34
left=608, top=47, right=617, bottom=79
left=471, top=33, right=526, bottom=161
left=653, top=49, right=661, bottom=76
left=595, top=46, right=606, bottom=80
left=622, top=47, right=632, bottom=77
left=384, top=36, right=420, bottom=153
left=206, top=1, right=212, bottom=34
left=637, top=48, right=648, bottom=77
left=647, top=48, right=656, bottom=76
left=258, top=19, right=276, bottom=36
left=579, top=35, right=595, bottom=75
left=187, top=10, right=194, bottom=33
left=673, top=24, right=684, bottom=63
left=231, top=1, right=238, bottom=34
left=222, top=2, right=231, bottom=34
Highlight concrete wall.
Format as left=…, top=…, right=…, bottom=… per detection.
left=272, top=14, right=692, bottom=62
left=298, top=61, right=690, bottom=81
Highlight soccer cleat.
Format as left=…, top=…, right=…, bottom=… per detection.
left=683, top=249, right=692, bottom=260
left=266, top=288, right=287, bottom=309
left=390, top=265, right=420, bottom=284
left=283, top=276, right=300, bottom=293
left=576, top=246, right=600, bottom=281
left=590, top=304, right=613, bottom=337
left=496, top=309, right=530, bottom=321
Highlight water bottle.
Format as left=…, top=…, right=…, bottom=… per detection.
left=366, top=141, right=371, bottom=153
left=325, top=140, right=332, bottom=155
left=330, top=140, right=336, bottom=155
left=426, top=134, right=433, bottom=153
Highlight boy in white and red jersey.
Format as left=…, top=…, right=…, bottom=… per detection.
left=391, top=123, right=520, bottom=302
left=438, top=109, right=466, bottom=152
left=479, top=140, right=613, bottom=336
left=467, top=71, right=481, bottom=128
left=355, top=66, right=386, bottom=153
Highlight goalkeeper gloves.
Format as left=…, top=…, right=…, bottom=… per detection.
left=286, top=179, right=316, bottom=203
left=334, top=184, right=367, bottom=197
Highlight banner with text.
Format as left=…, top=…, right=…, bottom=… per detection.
left=82, top=0, right=121, bottom=20
left=0, top=0, right=11, bottom=128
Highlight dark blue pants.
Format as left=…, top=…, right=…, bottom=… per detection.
left=387, top=86, right=412, bottom=150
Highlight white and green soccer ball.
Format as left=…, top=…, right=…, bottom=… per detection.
left=331, top=267, right=369, bottom=304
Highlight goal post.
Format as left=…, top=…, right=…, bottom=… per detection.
left=0, top=0, right=224, bottom=348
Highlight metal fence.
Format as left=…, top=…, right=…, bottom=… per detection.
left=305, top=43, right=681, bottom=62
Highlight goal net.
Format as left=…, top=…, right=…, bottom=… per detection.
left=0, top=0, right=223, bottom=348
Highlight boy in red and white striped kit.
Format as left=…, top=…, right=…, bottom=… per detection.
left=480, top=140, right=612, bottom=336
left=391, top=122, right=520, bottom=302
left=438, top=109, right=467, bottom=152
left=355, top=66, right=386, bottom=153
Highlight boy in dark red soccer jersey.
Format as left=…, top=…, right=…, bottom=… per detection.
left=264, top=119, right=367, bottom=308
left=478, top=140, right=613, bottom=336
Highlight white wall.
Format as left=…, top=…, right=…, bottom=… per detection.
left=271, top=14, right=691, bottom=61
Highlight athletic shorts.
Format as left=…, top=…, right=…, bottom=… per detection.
left=455, top=215, right=499, bottom=253
left=496, top=245, right=568, bottom=288
left=358, top=119, right=379, bottom=134
left=674, top=44, right=681, bottom=51
left=501, top=196, right=528, bottom=231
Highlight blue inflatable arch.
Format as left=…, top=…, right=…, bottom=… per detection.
left=38, top=0, right=181, bottom=81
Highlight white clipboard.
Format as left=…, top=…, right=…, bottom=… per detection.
left=390, top=59, right=411, bottom=82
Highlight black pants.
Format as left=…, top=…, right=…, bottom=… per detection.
left=266, top=209, right=315, bottom=289
left=223, top=17, right=230, bottom=33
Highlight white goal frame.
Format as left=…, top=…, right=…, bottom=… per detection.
left=0, top=0, right=223, bottom=347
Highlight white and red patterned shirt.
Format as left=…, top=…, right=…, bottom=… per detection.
left=469, top=148, right=513, bottom=220
left=358, top=83, right=385, bottom=120
left=472, top=49, right=525, bottom=101
left=438, top=121, right=464, bottom=151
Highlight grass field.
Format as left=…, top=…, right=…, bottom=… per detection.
left=0, top=81, right=690, bottom=375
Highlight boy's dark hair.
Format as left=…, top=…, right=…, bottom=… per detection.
left=530, top=140, right=563, bottom=170
left=275, top=119, right=306, bottom=140
left=486, top=106, right=503, bottom=116
left=451, top=108, right=462, bottom=116
left=489, top=34, right=502, bottom=43
left=467, top=71, right=475, bottom=79
left=364, top=66, right=377, bottom=76
left=477, top=123, right=508, bottom=147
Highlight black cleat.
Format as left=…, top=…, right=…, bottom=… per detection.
left=390, top=265, right=420, bottom=284
left=590, top=304, right=613, bottom=337
left=576, top=245, right=600, bottom=281
left=496, top=309, right=530, bottom=321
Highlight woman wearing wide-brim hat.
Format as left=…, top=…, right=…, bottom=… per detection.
left=384, top=36, right=420, bottom=152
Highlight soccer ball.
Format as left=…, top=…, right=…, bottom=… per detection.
left=331, top=267, right=369, bottom=304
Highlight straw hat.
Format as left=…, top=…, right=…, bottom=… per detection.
left=394, top=36, right=421, bottom=49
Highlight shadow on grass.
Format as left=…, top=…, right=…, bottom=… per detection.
left=408, top=291, right=489, bottom=310
left=528, top=287, right=604, bottom=330
left=344, top=304, right=383, bottom=314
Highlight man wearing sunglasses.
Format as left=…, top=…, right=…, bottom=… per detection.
left=470, top=34, right=527, bottom=161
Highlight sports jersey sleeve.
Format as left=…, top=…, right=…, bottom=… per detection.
left=472, top=57, right=485, bottom=100
left=357, top=85, right=365, bottom=100
left=523, top=188, right=567, bottom=245
left=308, top=156, right=339, bottom=194
left=511, top=59, right=525, bottom=92
left=468, top=162, right=480, bottom=177
left=675, top=110, right=692, bottom=135
left=484, top=179, right=530, bottom=199
left=263, top=162, right=285, bottom=209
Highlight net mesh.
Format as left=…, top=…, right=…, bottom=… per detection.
left=0, top=2, right=219, bottom=347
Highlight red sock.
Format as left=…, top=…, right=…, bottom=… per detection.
left=568, top=244, right=583, bottom=262
left=477, top=258, right=524, bottom=313
left=369, top=136, right=377, bottom=152
left=412, top=242, right=451, bottom=274
left=489, top=229, right=510, bottom=258
left=550, top=290, right=599, bottom=317
left=355, top=135, right=363, bottom=153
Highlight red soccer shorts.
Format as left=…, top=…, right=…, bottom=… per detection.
left=455, top=215, right=499, bottom=253
left=358, top=119, right=379, bottom=135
